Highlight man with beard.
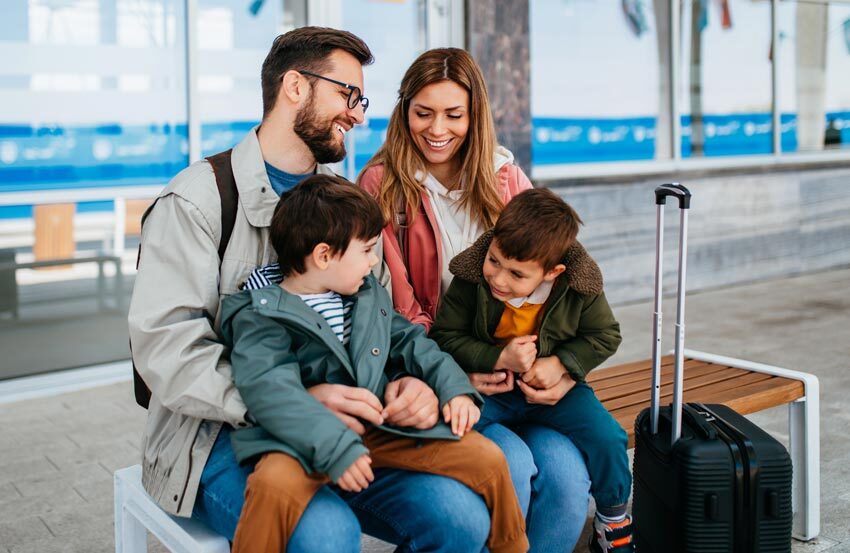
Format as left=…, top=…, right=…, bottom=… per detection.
left=129, top=27, right=491, bottom=552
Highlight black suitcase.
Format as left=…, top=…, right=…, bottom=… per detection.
left=632, top=184, right=793, bottom=553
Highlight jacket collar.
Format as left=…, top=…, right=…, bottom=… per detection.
left=448, top=229, right=604, bottom=296
left=230, top=126, right=336, bottom=229
left=248, top=276, right=379, bottom=375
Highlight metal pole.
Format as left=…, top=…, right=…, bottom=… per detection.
left=670, top=207, right=689, bottom=444
left=771, top=0, right=782, bottom=156
left=650, top=203, right=665, bottom=434
left=185, top=0, right=201, bottom=164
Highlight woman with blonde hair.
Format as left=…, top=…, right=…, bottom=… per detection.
left=359, top=47, right=592, bottom=551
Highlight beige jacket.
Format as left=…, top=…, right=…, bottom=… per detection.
left=128, top=128, right=342, bottom=516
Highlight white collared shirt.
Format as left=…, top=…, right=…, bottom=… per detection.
left=505, top=279, right=554, bottom=308
left=419, top=171, right=484, bottom=295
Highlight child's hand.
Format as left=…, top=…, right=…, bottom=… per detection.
left=335, top=454, right=374, bottom=492
left=441, top=395, right=480, bottom=437
left=495, top=335, right=537, bottom=373
left=521, top=356, right=568, bottom=390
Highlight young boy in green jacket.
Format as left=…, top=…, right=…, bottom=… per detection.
left=430, top=188, right=632, bottom=553
left=220, top=175, right=527, bottom=553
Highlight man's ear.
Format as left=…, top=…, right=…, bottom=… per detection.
left=280, top=70, right=309, bottom=106
left=543, top=263, right=566, bottom=282
left=311, top=243, right=332, bottom=270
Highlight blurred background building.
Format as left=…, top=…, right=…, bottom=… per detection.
left=1, top=0, right=848, bottom=382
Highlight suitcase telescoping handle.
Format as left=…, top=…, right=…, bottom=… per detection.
left=650, top=183, right=692, bottom=445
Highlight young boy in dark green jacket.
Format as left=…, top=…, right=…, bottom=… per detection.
left=220, top=175, right=527, bottom=553
left=430, top=188, right=632, bottom=553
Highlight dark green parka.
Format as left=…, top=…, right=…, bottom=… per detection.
left=430, top=230, right=622, bottom=383
left=220, top=274, right=481, bottom=481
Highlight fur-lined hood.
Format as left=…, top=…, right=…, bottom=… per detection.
left=448, top=229, right=604, bottom=296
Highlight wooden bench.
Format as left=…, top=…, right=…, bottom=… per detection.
left=590, top=349, right=819, bottom=541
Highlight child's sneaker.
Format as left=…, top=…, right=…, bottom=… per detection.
left=588, top=514, right=634, bottom=553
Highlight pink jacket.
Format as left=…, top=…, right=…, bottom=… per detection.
left=359, top=160, right=532, bottom=331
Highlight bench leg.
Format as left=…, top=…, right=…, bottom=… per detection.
left=789, top=396, right=820, bottom=541
left=115, top=476, right=148, bottom=553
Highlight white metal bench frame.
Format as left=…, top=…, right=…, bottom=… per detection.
left=114, top=465, right=229, bottom=553
left=685, top=349, right=820, bottom=542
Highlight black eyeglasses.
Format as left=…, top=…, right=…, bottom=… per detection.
left=298, top=70, right=369, bottom=113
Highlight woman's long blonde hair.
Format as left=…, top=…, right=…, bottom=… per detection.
left=358, top=48, right=503, bottom=229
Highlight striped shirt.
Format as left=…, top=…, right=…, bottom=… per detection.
left=298, top=291, right=354, bottom=346
left=242, top=263, right=353, bottom=345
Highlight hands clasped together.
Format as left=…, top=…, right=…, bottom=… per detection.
left=308, top=376, right=479, bottom=492
left=471, top=334, right=577, bottom=405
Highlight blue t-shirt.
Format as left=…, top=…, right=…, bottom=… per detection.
left=265, top=162, right=313, bottom=196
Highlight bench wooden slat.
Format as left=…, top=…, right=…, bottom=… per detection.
left=609, top=370, right=775, bottom=425
left=586, top=356, right=674, bottom=380
left=591, top=360, right=719, bottom=396
left=599, top=366, right=757, bottom=410
left=595, top=356, right=806, bottom=448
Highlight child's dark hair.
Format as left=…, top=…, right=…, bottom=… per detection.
left=493, top=188, right=583, bottom=271
left=271, top=175, right=384, bottom=276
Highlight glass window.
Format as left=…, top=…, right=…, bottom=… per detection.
left=530, top=0, right=662, bottom=165
left=680, top=0, right=773, bottom=158
left=778, top=1, right=850, bottom=153
left=327, top=0, right=425, bottom=179
left=0, top=0, right=186, bottom=379
left=197, top=0, right=288, bottom=156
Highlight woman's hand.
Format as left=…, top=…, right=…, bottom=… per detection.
left=521, top=356, right=567, bottom=390
left=517, top=374, right=576, bottom=406
left=468, top=370, right=515, bottom=395
left=442, top=395, right=480, bottom=437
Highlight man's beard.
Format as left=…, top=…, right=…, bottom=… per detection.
left=293, top=94, right=347, bottom=164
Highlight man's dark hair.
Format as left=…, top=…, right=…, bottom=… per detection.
left=261, top=27, right=373, bottom=117
left=271, top=174, right=384, bottom=276
left=493, top=188, right=583, bottom=271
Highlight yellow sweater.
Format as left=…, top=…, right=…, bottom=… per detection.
left=493, top=301, right=545, bottom=344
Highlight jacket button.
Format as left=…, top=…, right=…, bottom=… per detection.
left=371, top=347, right=380, bottom=356
left=173, top=495, right=179, bottom=502
left=259, top=298, right=268, bottom=305
left=380, top=309, right=387, bottom=316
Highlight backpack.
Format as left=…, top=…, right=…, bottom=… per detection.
left=131, top=149, right=238, bottom=409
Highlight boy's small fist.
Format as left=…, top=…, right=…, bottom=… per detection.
left=335, top=454, right=373, bottom=492
left=442, top=395, right=480, bottom=437
left=496, top=335, right=537, bottom=373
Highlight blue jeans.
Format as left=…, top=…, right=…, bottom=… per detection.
left=194, top=426, right=489, bottom=552
left=194, top=424, right=590, bottom=552
left=480, top=423, right=590, bottom=553
left=477, top=383, right=631, bottom=514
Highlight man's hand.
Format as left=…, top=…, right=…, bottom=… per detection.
left=495, top=335, right=537, bottom=373
left=468, top=370, right=514, bottom=396
left=335, top=454, right=374, bottom=492
left=521, top=356, right=567, bottom=390
left=441, top=395, right=480, bottom=437
left=382, top=376, right=440, bottom=429
left=517, top=374, right=576, bottom=405
left=308, top=383, right=384, bottom=435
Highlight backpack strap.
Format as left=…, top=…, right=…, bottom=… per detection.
left=131, top=149, right=238, bottom=409
left=207, top=149, right=238, bottom=261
